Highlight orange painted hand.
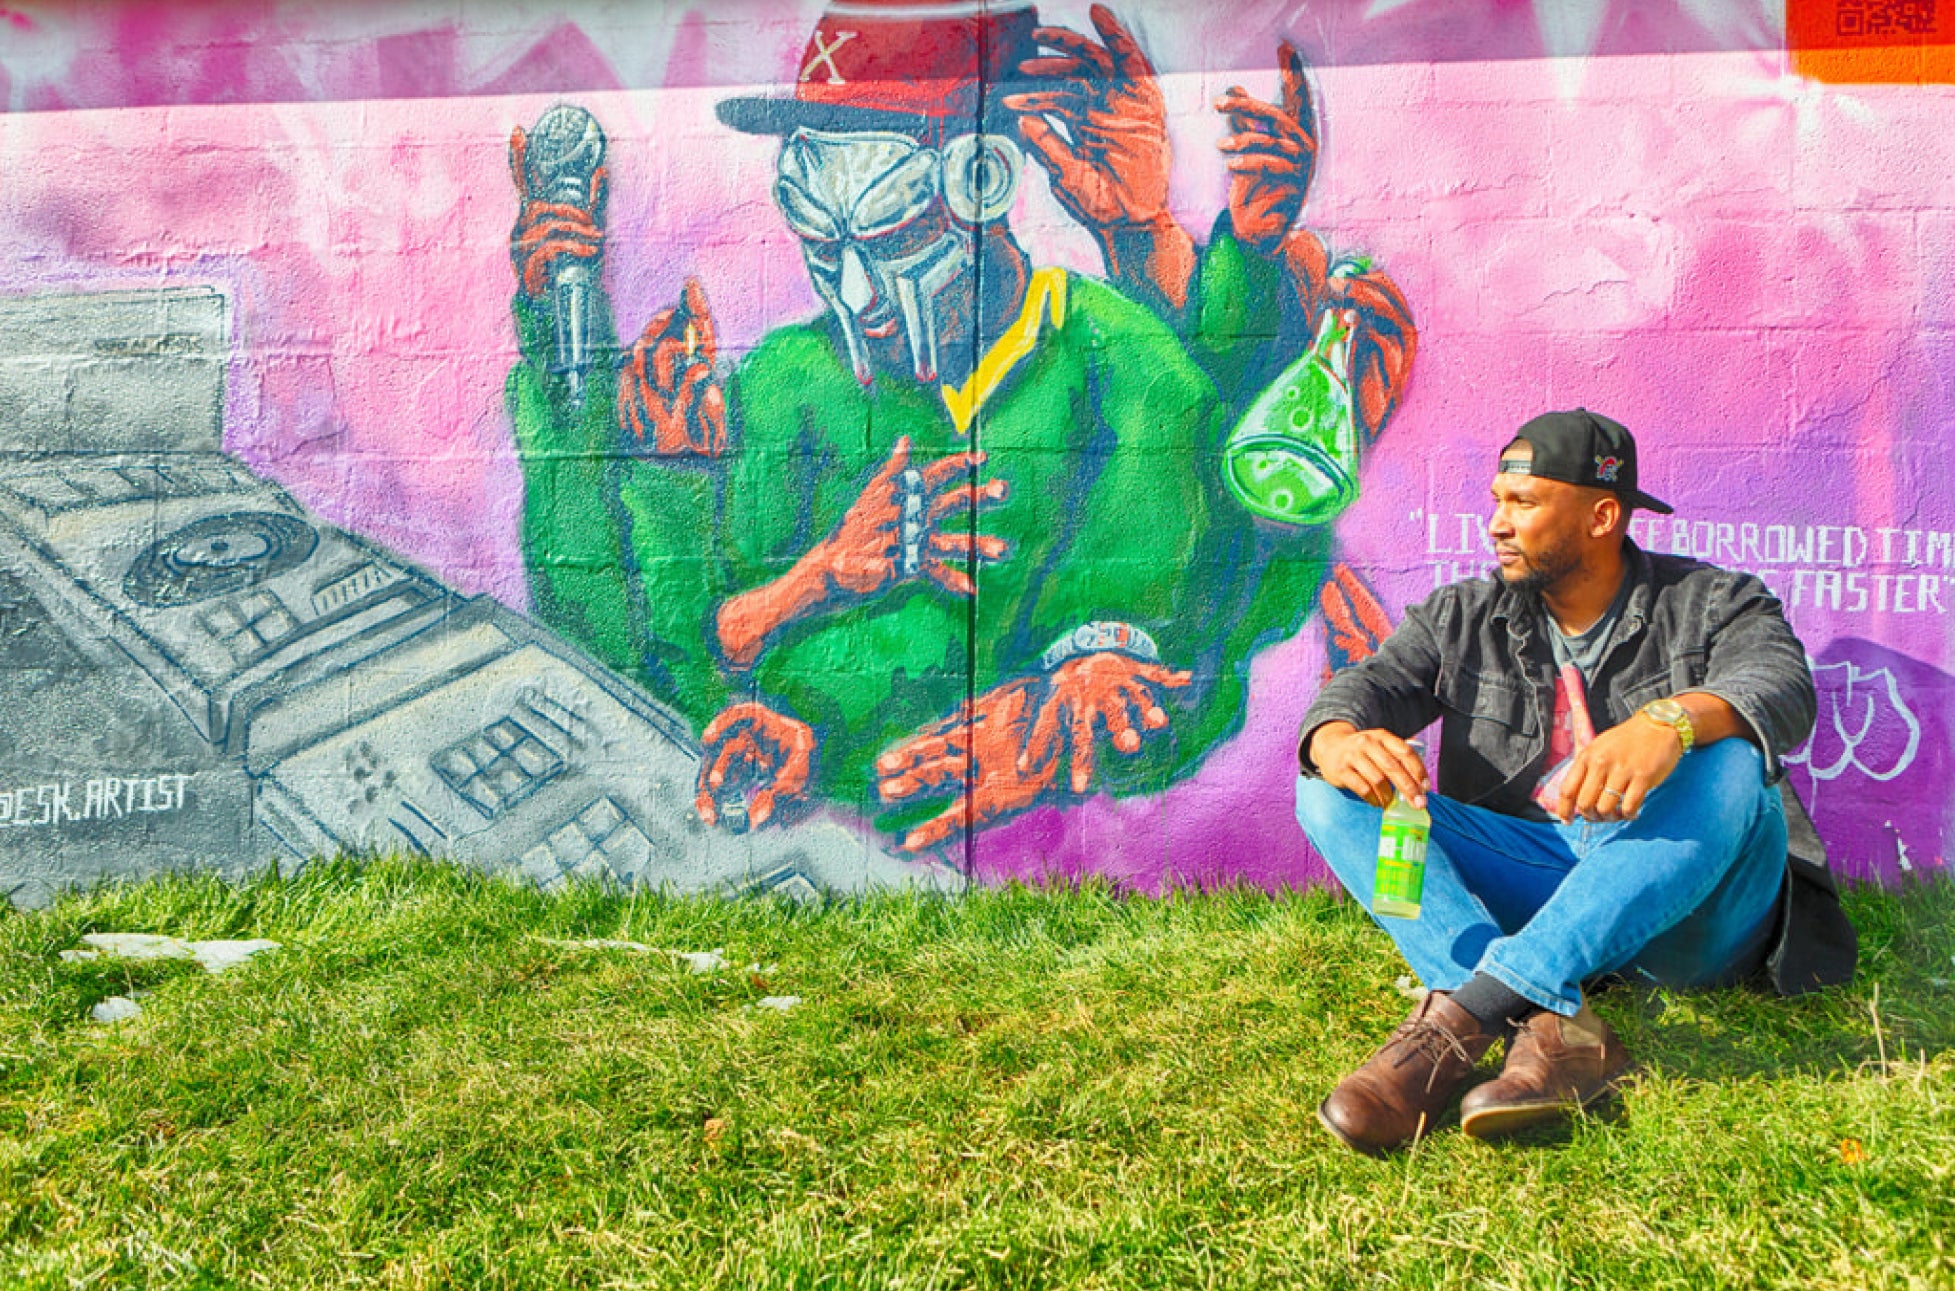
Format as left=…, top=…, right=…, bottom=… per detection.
left=1022, top=652, right=1192, bottom=794
left=1216, top=43, right=1319, bottom=252
left=813, top=435, right=1010, bottom=600
left=694, top=701, right=815, bottom=831
left=1320, top=562, right=1394, bottom=679
left=1005, top=5, right=1174, bottom=234
left=876, top=679, right=1051, bottom=853
left=1321, top=266, right=1419, bottom=445
left=713, top=436, right=1009, bottom=668
left=619, top=278, right=726, bottom=458
left=508, top=124, right=607, bottom=299
left=876, top=653, right=1192, bottom=853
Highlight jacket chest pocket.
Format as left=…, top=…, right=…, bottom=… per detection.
left=1612, top=670, right=1671, bottom=724
left=1437, top=668, right=1539, bottom=801
left=1438, top=669, right=1538, bottom=734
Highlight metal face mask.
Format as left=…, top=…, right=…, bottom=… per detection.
left=775, top=129, right=972, bottom=385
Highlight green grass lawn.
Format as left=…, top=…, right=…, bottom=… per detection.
left=0, top=858, right=1949, bottom=1290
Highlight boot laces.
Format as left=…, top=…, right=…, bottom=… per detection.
left=1390, top=1020, right=1479, bottom=1091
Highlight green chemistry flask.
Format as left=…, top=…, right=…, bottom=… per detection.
left=1220, top=298, right=1362, bottom=527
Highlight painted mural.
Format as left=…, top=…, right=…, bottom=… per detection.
left=0, top=0, right=1948, bottom=903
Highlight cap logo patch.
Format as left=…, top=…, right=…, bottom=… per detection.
left=802, top=30, right=858, bottom=84
left=1594, top=454, right=1622, bottom=483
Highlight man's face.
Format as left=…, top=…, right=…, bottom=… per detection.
left=1488, top=445, right=1598, bottom=595
left=774, top=129, right=973, bottom=385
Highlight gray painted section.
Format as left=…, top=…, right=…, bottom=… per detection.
left=0, top=288, right=950, bottom=906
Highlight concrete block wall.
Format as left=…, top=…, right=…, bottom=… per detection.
left=0, top=0, right=1947, bottom=901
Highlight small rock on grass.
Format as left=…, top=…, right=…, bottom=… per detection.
left=539, top=937, right=655, bottom=954
left=91, top=996, right=141, bottom=1024
left=81, top=934, right=193, bottom=961
left=674, top=949, right=728, bottom=974
left=189, top=940, right=281, bottom=973
left=76, top=934, right=279, bottom=974
left=751, top=996, right=802, bottom=1012
left=536, top=939, right=728, bottom=974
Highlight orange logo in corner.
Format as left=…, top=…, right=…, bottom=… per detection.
left=1789, top=0, right=1955, bottom=84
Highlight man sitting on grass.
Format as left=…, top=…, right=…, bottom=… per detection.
left=1294, top=409, right=1843, bottom=1154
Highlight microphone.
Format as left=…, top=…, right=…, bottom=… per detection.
left=521, top=105, right=607, bottom=405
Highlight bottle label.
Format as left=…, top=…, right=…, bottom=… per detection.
left=1375, top=821, right=1428, bottom=904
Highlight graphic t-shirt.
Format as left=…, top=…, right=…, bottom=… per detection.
left=1532, top=579, right=1631, bottom=810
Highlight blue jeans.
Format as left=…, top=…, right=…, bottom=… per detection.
left=1293, top=740, right=1786, bottom=1017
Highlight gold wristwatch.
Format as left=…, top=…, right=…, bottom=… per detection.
left=1639, top=697, right=1695, bottom=754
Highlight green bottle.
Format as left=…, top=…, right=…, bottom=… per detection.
left=1220, top=295, right=1362, bottom=527
left=1373, top=764, right=1429, bottom=921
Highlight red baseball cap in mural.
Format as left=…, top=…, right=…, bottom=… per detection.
left=717, top=0, right=1041, bottom=137
left=1501, top=408, right=1674, bottom=514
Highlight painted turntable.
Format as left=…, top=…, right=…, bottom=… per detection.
left=0, top=288, right=944, bottom=906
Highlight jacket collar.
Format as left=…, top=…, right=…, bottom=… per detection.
left=1492, top=538, right=1654, bottom=644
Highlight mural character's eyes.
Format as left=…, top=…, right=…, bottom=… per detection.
left=849, top=150, right=940, bottom=240
left=775, top=178, right=841, bottom=242
left=852, top=214, right=950, bottom=264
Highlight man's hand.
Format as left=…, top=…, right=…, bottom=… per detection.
left=619, top=278, right=725, bottom=457
left=811, top=435, right=1009, bottom=600
left=1003, top=5, right=1197, bottom=309
left=1308, top=721, right=1427, bottom=810
left=1216, top=43, right=1318, bottom=253
left=695, top=702, right=816, bottom=831
left=876, top=653, right=1191, bottom=852
left=1554, top=712, right=1685, bottom=824
left=508, top=124, right=606, bottom=299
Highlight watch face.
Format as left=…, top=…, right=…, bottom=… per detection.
left=1641, top=698, right=1693, bottom=753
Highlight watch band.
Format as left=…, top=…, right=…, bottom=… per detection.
left=1040, top=622, right=1161, bottom=672
left=1639, top=698, right=1695, bottom=754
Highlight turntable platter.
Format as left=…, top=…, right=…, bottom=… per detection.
left=124, top=512, right=319, bottom=608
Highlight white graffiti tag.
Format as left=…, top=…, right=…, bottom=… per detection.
left=1785, top=660, right=1920, bottom=782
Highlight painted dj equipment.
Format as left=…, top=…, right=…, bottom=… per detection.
left=0, top=288, right=937, bottom=907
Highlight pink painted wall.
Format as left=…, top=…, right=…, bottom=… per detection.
left=0, top=0, right=1948, bottom=897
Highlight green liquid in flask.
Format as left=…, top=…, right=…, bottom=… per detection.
left=1220, top=302, right=1362, bottom=527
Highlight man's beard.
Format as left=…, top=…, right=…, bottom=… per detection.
left=1500, top=542, right=1580, bottom=598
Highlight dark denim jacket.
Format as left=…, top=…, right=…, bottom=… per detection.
left=1299, top=541, right=1815, bottom=819
left=1299, top=542, right=1856, bottom=995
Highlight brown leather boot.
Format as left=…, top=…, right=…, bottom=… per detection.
left=1317, top=992, right=1496, bottom=1156
left=1459, top=1003, right=1632, bottom=1140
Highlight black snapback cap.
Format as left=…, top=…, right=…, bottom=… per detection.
left=1500, top=408, right=1673, bottom=515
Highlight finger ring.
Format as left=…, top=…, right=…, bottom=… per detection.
left=1599, top=788, right=1622, bottom=801
left=897, top=468, right=926, bottom=577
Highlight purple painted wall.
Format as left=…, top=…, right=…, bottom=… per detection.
left=0, top=0, right=1947, bottom=901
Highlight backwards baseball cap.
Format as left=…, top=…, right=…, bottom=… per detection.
left=717, top=0, right=1041, bottom=138
left=1499, top=408, right=1673, bottom=515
